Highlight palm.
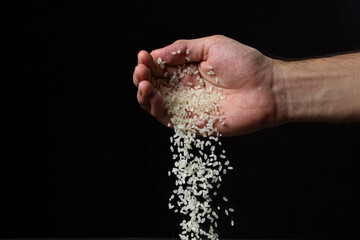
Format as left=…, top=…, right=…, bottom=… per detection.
left=194, top=37, right=277, bottom=135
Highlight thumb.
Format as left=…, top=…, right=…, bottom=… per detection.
left=150, top=37, right=209, bottom=66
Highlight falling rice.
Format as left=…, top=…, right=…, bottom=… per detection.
left=154, top=51, right=235, bottom=240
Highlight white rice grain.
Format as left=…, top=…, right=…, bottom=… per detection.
left=155, top=56, right=233, bottom=239
left=207, top=70, right=215, bottom=76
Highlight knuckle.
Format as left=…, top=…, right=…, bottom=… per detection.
left=173, top=39, right=185, bottom=46
left=212, top=34, right=226, bottom=40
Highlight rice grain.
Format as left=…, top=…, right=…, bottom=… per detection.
left=154, top=54, right=233, bottom=240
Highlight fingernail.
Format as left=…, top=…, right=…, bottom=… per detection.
left=138, top=88, right=142, bottom=97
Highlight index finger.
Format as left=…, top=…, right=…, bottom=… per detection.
left=150, top=37, right=209, bottom=66
left=138, top=50, right=164, bottom=79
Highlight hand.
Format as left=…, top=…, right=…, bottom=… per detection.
left=133, top=35, right=284, bottom=136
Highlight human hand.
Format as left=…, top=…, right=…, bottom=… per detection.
left=133, top=35, right=285, bottom=136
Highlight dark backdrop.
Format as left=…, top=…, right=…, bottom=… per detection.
left=6, top=0, right=360, bottom=239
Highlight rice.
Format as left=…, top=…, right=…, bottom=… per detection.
left=154, top=51, right=234, bottom=240
left=207, top=70, right=215, bottom=76
left=157, top=57, right=166, bottom=69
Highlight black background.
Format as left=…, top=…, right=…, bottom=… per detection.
left=6, top=0, right=360, bottom=239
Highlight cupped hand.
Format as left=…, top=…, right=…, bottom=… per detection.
left=133, top=35, right=283, bottom=136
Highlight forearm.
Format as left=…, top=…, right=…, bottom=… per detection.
left=273, top=52, right=360, bottom=123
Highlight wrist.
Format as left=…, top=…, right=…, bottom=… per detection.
left=271, top=58, right=322, bottom=124
left=271, top=53, right=360, bottom=123
left=271, top=59, right=292, bottom=125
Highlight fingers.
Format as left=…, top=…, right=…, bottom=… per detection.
left=150, top=37, right=208, bottom=66
left=134, top=37, right=210, bottom=88
left=137, top=80, right=153, bottom=112
left=137, top=80, right=170, bottom=126
left=134, top=37, right=212, bottom=128
left=148, top=92, right=171, bottom=125
left=133, top=63, right=154, bottom=87
left=137, top=50, right=164, bottom=78
left=135, top=50, right=170, bottom=126
left=133, top=64, right=148, bottom=87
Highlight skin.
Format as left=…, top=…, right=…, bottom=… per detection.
left=133, top=35, right=360, bottom=136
